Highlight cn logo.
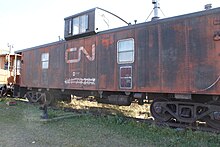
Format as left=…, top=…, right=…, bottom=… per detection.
left=65, top=44, right=95, bottom=63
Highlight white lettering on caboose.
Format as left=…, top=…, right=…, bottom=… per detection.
left=65, top=44, right=95, bottom=63
left=64, top=78, right=96, bottom=85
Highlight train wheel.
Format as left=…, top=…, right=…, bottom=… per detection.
left=150, top=98, right=172, bottom=122
left=44, top=92, right=54, bottom=106
left=25, top=91, right=46, bottom=103
left=204, top=116, right=220, bottom=130
left=203, top=101, right=220, bottom=130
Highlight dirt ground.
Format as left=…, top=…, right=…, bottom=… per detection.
left=59, top=97, right=151, bottom=119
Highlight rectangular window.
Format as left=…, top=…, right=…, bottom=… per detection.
left=14, top=60, right=21, bottom=75
left=73, top=17, right=79, bottom=35
left=68, top=20, right=72, bottom=34
left=120, top=66, right=132, bottom=89
left=80, top=15, right=88, bottom=33
left=72, top=15, right=88, bottom=35
left=4, top=62, right=8, bottom=70
left=117, top=38, right=134, bottom=64
left=41, top=53, right=49, bottom=69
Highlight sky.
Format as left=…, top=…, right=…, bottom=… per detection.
left=0, top=0, right=220, bottom=52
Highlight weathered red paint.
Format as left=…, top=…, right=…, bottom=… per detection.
left=17, top=8, right=220, bottom=96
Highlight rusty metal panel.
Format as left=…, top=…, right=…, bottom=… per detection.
left=21, top=49, right=39, bottom=87
left=135, top=8, right=220, bottom=95
left=20, top=42, right=65, bottom=89
left=21, top=47, right=44, bottom=88
left=214, top=14, right=220, bottom=94
left=97, top=33, right=116, bottom=90
left=160, top=20, right=188, bottom=93
left=136, top=25, right=161, bottom=92
left=64, top=37, right=96, bottom=90
left=47, top=43, right=66, bottom=89
left=188, top=12, right=220, bottom=94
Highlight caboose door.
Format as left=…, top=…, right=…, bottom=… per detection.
left=97, top=30, right=135, bottom=91
left=117, top=38, right=135, bottom=90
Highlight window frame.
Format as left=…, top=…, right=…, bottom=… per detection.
left=41, top=53, right=49, bottom=69
left=117, top=38, right=135, bottom=64
left=119, top=66, right=132, bottom=89
left=72, top=14, right=89, bottom=35
left=73, top=17, right=80, bottom=35
left=80, top=14, right=89, bottom=33
left=68, top=19, right=72, bottom=35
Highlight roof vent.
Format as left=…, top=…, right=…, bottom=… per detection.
left=152, top=0, right=160, bottom=20
left=204, top=4, right=212, bottom=10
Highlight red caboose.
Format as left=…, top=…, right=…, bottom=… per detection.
left=15, top=7, right=220, bottom=129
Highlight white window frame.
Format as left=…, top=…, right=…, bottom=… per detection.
left=117, top=38, right=134, bottom=64
left=41, top=53, right=49, bottom=69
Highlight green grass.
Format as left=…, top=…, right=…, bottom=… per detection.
left=0, top=98, right=220, bottom=147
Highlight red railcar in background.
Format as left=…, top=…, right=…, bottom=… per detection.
left=15, top=7, right=220, bottom=129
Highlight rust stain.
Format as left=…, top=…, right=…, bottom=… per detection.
left=101, top=35, right=114, bottom=49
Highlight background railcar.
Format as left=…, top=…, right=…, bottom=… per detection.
left=15, top=6, right=220, bottom=129
left=0, top=53, right=21, bottom=97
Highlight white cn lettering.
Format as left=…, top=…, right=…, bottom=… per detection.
left=65, top=44, right=95, bottom=63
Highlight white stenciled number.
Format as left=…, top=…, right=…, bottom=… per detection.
left=64, top=78, right=96, bottom=85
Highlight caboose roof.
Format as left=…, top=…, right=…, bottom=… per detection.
left=64, top=8, right=96, bottom=20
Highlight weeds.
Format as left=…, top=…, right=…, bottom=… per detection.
left=0, top=99, right=220, bottom=147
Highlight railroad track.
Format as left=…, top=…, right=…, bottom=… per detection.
left=130, top=117, right=220, bottom=133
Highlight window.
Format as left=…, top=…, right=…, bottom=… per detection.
left=80, top=15, right=88, bottom=33
left=4, top=62, right=8, bottom=70
left=73, top=15, right=88, bottom=35
left=120, top=66, right=132, bottom=89
left=68, top=20, right=72, bottom=34
left=41, top=53, right=49, bottom=69
left=65, top=19, right=72, bottom=35
left=117, top=38, right=134, bottom=64
left=73, top=17, right=79, bottom=35
left=14, top=60, right=21, bottom=75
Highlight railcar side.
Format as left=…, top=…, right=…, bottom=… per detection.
left=15, top=7, right=220, bottom=129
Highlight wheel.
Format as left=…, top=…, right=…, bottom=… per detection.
left=203, top=100, right=220, bottom=130
left=44, top=92, right=54, bottom=106
left=25, top=91, right=39, bottom=103
left=25, top=91, right=46, bottom=103
left=204, top=116, right=220, bottom=130
left=150, top=98, right=172, bottom=122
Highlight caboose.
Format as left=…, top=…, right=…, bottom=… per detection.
left=15, top=5, right=220, bottom=129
